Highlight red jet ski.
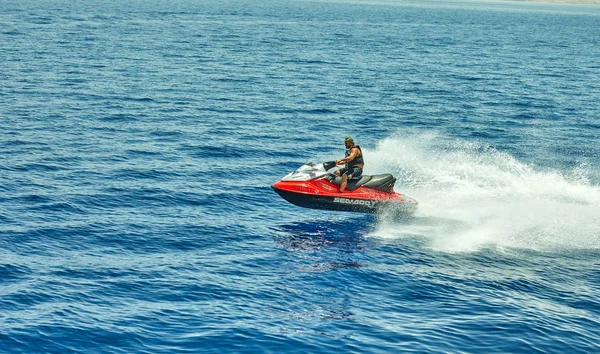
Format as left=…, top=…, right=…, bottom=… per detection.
left=272, top=162, right=417, bottom=213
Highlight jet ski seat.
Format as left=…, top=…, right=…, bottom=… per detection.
left=327, top=173, right=396, bottom=193
left=364, top=173, right=396, bottom=193
left=327, top=175, right=371, bottom=191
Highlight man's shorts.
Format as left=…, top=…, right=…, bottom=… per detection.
left=339, top=166, right=363, bottom=179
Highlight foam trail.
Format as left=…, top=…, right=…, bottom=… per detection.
left=364, top=132, right=600, bottom=252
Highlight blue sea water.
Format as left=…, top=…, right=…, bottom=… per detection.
left=1, top=0, right=600, bottom=352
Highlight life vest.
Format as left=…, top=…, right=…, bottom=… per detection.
left=345, top=145, right=364, bottom=168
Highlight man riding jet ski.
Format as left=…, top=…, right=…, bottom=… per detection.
left=334, top=136, right=364, bottom=193
left=272, top=137, right=417, bottom=214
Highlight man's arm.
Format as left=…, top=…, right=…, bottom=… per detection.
left=336, top=147, right=359, bottom=165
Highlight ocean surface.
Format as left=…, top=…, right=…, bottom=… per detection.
left=1, top=0, right=600, bottom=352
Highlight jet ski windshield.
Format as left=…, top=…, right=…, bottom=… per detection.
left=281, top=162, right=332, bottom=182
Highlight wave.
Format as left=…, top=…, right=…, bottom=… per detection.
left=365, top=132, right=600, bottom=252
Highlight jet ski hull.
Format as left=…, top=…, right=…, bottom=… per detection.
left=272, top=186, right=376, bottom=213
left=272, top=180, right=417, bottom=214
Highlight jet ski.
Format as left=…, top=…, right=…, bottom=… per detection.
left=272, top=161, right=417, bottom=213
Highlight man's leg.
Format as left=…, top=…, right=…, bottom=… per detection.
left=340, top=173, right=349, bottom=193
